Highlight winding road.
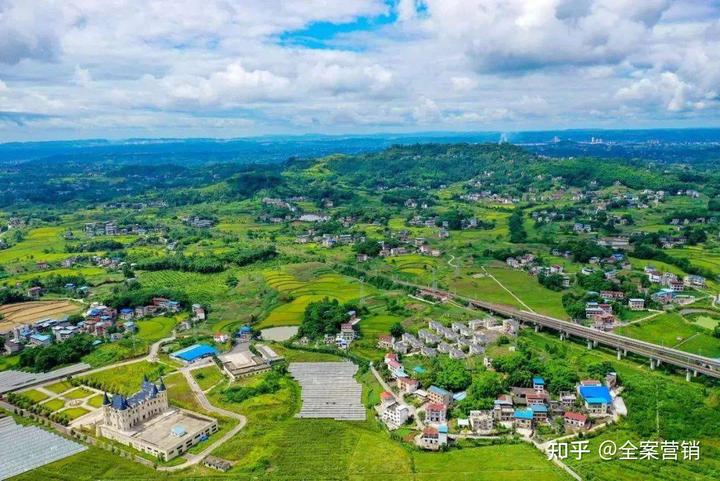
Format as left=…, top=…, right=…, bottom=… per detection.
left=157, top=364, right=246, bottom=472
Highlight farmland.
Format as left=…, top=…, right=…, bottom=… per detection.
left=259, top=266, right=377, bottom=328
left=0, top=300, right=82, bottom=333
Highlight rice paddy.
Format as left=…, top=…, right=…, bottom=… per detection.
left=259, top=266, right=377, bottom=328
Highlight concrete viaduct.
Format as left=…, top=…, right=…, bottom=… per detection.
left=402, top=280, right=720, bottom=381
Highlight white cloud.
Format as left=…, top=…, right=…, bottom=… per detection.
left=0, top=0, right=718, bottom=140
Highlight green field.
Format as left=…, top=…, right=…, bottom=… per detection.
left=260, top=266, right=377, bottom=328
left=137, top=315, right=178, bottom=341
left=44, top=381, right=74, bottom=395
left=42, top=398, right=66, bottom=412
left=485, top=266, right=568, bottom=318
left=0, top=227, right=68, bottom=264
left=64, top=387, right=93, bottom=400
left=191, top=365, right=226, bottom=391
left=79, top=361, right=173, bottom=395
left=616, top=312, right=720, bottom=357
left=138, top=270, right=235, bottom=305
left=87, top=394, right=105, bottom=408
left=20, top=389, right=49, bottom=403
left=60, top=407, right=90, bottom=420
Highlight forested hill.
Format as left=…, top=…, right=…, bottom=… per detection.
left=313, top=143, right=538, bottom=189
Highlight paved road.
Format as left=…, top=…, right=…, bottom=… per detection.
left=370, top=364, right=422, bottom=429
left=157, top=366, right=246, bottom=472
left=81, top=331, right=177, bottom=377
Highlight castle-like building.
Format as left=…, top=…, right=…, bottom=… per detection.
left=98, top=376, right=218, bottom=460
left=102, top=376, right=168, bottom=431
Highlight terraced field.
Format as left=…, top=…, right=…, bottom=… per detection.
left=0, top=227, right=67, bottom=264
left=260, top=268, right=377, bottom=328
left=384, top=254, right=438, bottom=276
left=0, top=300, right=82, bottom=332
left=138, top=270, right=232, bottom=304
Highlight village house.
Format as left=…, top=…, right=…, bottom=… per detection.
left=564, top=412, right=589, bottom=431
left=493, top=395, right=514, bottom=421
left=600, top=290, right=624, bottom=301
left=339, top=323, right=356, bottom=343
left=427, top=385, right=452, bottom=406
left=419, top=426, right=447, bottom=450
left=513, top=408, right=534, bottom=429
left=377, top=335, right=394, bottom=349
left=684, top=275, right=706, bottom=288
left=396, top=377, right=419, bottom=394
left=417, top=288, right=450, bottom=303
left=421, top=346, right=437, bottom=357
left=425, top=403, right=447, bottom=424
left=380, top=400, right=410, bottom=429
left=578, top=381, right=612, bottom=417
left=467, top=410, right=494, bottom=433
left=628, top=298, right=645, bottom=310
left=27, top=286, right=42, bottom=299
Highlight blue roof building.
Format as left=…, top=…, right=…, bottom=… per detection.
left=514, top=409, right=534, bottom=420
left=532, top=376, right=545, bottom=387
left=171, top=343, right=217, bottom=362
left=578, top=385, right=612, bottom=404
left=530, top=404, right=548, bottom=414
left=29, top=333, right=52, bottom=345
left=453, top=391, right=467, bottom=402
left=413, top=366, right=426, bottom=374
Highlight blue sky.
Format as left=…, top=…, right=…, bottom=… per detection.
left=0, top=0, right=719, bottom=141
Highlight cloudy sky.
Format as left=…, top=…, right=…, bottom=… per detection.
left=1, top=0, right=719, bottom=141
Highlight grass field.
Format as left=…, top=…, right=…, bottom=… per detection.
left=81, top=338, right=149, bottom=367
left=64, top=387, right=93, bottom=400
left=136, top=315, right=178, bottom=341
left=60, top=407, right=90, bottom=420
left=0, top=354, right=19, bottom=372
left=449, top=273, right=524, bottom=308
left=44, top=380, right=74, bottom=395
left=138, top=269, right=234, bottom=305
left=616, top=312, right=720, bottom=357
left=20, top=389, right=49, bottom=403
left=351, top=313, right=404, bottom=359
left=191, top=365, right=226, bottom=391
left=87, top=394, right=105, bottom=408
left=485, top=266, right=568, bottom=318
left=79, top=361, right=173, bottom=395
left=42, top=398, right=66, bottom=412
left=691, top=314, right=720, bottom=330
left=384, top=254, right=438, bottom=277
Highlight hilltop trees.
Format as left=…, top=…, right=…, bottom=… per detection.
left=299, top=298, right=351, bottom=339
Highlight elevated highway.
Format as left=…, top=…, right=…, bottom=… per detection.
left=403, top=280, right=720, bottom=379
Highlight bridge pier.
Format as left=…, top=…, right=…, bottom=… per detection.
left=559, top=332, right=565, bottom=341
left=617, top=348, right=622, bottom=360
left=586, top=340, right=593, bottom=349
left=623, top=349, right=627, bottom=357
left=686, top=369, right=692, bottom=382
left=534, top=324, right=539, bottom=333
left=694, top=370, right=699, bottom=378
left=593, top=340, right=598, bottom=348
left=650, top=359, right=656, bottom=370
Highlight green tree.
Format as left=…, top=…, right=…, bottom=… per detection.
left=389, top=322, right=405, bottom=339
